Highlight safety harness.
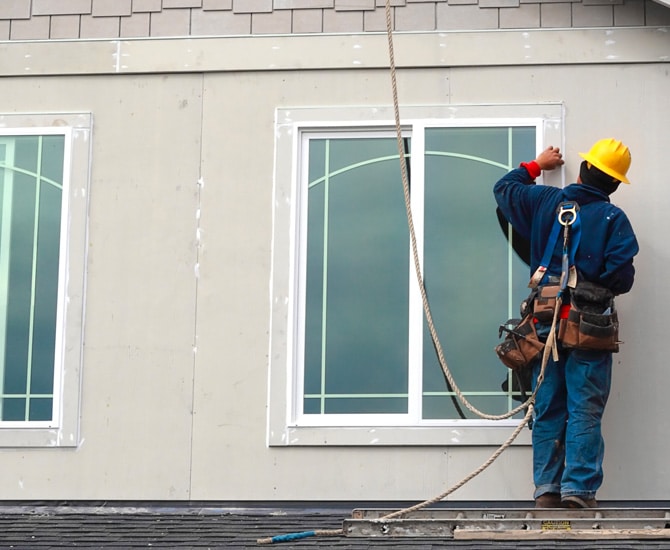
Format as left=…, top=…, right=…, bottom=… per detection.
left=530, top=201, right=582, bottom=292
left=532, top=201, right=582, bottom=361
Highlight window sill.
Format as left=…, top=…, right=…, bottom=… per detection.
left=268, top=422, right=532, bottom=447
left=0, top=426, right=79, bottom=448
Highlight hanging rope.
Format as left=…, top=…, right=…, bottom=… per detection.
left=374, top=3, right=568, bottom=509
left=257, top=2, right=560, bottom=543
left=385, top=1, right=532, bottom=422
left=381, top=0, right=563, bottom=505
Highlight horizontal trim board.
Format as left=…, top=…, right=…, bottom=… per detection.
left=0, top=28, right=668, bottom=76
left=273, top=425, right=533, bottom=446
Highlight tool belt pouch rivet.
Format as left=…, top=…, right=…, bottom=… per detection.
left=559, top=282, right=619, bottom=352
left=495, top=315, right=544, bottom=371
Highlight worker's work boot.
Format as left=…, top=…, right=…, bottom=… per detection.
left=535, top=493, right=562, bottom=508
left=562, top=495, right=598, bottom=508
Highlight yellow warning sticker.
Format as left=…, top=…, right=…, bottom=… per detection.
left=541, top=520, right=572, bottom=531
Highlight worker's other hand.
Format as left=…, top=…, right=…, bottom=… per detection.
left=535, top=146, right=565, bottom=171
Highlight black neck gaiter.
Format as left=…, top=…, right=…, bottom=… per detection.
left=580, top=161, right=620, bottom=195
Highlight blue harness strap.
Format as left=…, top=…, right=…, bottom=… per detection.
left=561, top=208, right=581, bottom=290
left=530, top=201, right=581, bottom=289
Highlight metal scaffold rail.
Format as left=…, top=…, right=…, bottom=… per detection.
left=344, top=508, right=670, bottom=540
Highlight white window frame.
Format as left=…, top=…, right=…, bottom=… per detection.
left=268, top=104, right=563, bottom=447
left=0, top=113, right=92, bottom=447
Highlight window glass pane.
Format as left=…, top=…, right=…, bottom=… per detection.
left=422, top=127, right=534, bottom=419
left=304, top=137, right=409, bottom=415
left=28, top=398, right=53, bottom=422
left=40, top=135, right=66, bottom=184
left=303, top=141, right=325, bottom=397
left=423, top=394, right=526, bottom=420
left=324, top=397, right=406, bottom=415
left=4, top=168, right=35, bottom=395
left=15, top=136, right=40, bottom=174
left=2, top=398, right=25, bottom=421
left=32, top=170, right=62, bottom=395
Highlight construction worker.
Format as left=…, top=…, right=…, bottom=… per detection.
left=493, top=139, right=639, bottom=508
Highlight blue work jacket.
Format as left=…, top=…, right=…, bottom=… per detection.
left=494, top=166, right=639, bottom=295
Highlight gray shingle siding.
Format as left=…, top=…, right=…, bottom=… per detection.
left=0, top=0, right=667, bottom=40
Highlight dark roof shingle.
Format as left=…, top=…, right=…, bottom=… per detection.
left=1, top=503, right=669, bottom=549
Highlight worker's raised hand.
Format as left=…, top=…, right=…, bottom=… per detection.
left=535, top=146, right=565, bottom=171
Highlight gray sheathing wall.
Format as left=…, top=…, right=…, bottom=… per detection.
left=0, top=29, right=668, bottom=501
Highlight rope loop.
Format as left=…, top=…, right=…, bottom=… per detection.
left=385, top=0, right=544, bottom=422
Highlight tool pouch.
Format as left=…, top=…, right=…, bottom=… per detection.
left=532, top=284, right=560, bottom=323
left=495, top=315, right=545, bottom=371
left=558, top=282, right=619, bottom=352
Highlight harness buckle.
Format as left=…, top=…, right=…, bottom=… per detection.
left=557, top=201, right=580, bottom=226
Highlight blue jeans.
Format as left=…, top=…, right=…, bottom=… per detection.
left=531, top=325, right=612, bottom=500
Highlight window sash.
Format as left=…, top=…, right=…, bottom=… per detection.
left=0, top=130, right=69, bottom=426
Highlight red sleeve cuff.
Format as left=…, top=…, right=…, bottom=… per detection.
left=520, top=160, right=542, bottom=180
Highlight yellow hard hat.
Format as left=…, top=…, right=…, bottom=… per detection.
left=579, top=138, right=631, bottom=184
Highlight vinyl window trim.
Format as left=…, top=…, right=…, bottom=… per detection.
left=0, top=113, right=92, bottom=447
left=268, top=103, right=563, bottom=447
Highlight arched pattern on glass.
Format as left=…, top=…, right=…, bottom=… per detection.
left=304, top=138, right=410, bottom=415
left=301, top=127, right=535, bottom=420
left=0, top=135, right=64, bottom=422
left=422, top=127, right=533, bottom=419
